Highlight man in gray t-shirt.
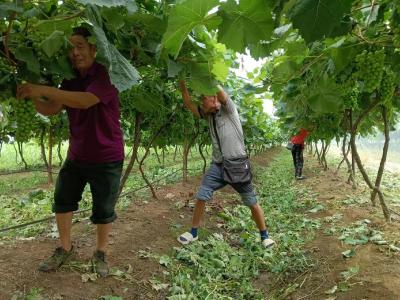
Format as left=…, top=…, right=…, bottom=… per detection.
left=177, top=80, right=275, bottom=248
left=204, top=91, right=247, bottom=163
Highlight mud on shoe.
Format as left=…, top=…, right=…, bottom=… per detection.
left=91, top=250, right=109, bottom=277
left=38, top=246, right=75, bottom=272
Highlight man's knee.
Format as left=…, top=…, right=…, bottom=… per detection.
left=241, top=193, right=257, bottom=207
left=196, top=186, right=214, bottom=201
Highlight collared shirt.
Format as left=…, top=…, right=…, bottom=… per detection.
left=61, top=62, right=124, bottom=163
left=291, top=128, right=309, bottom=146
left=199, top=97, right=247, bottom=163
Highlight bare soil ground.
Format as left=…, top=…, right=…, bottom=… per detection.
left=0, top=149, right=279, bottom=300
left=1, top=149, right=399, bottom=300
left=286, top=154, right=400, bottom=300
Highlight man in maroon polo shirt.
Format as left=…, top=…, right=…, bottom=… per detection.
left=16, top=27, right=124, bottom=277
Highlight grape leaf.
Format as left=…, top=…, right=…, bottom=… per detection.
left=248, top=42, right=275, bottom=60
left=126, top=13, right=166, bottom=33
left=161, top=0, right=220, bottom=58
left=132, top=90, right=162, bottom=113
left=48, top=56, right=76, bottom=80
left=248, top=24, right=294, bottom=59
left=76, top=0, right=138, bottom=12
left=86, top=5, right=140, bottom=92
left=167, top=60, right=183, bottom=78
left=0, top=3, right=23, bottom=16
left=217, top=0, right=274, bottom=53
left=341, top=249, right=356, bottom=258
left=40, top=30, right=68, bottom=58
left=203, top=14, right=222, bottom=30
left=272, top=57, right=301, bottom=83
left=34, top=19, right=76, bottom=35
left=14, top=47, right=40, bottom=74
left=77, top=0, right=125, bottom=5
left=100, top=296, right=123, bottom=300
left=289, top=0, right=354, bottom=44
left=212, top=59, right=229, bottom=82
left=188, top=62, right=218, bottom=96
left=327, top=42, right=360, bottom=73
left=307, top=79, right=344, bottom=114
left=101, top=7, right=126, bottom=32
left=23, top=7, right=40, bottom=18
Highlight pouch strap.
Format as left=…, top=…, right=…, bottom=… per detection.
left=212, top=114, right=223, bottom=159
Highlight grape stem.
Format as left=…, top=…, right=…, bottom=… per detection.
left=352, top=96, right=380, bottom=131
left=351, top=4, right=374, bottom=13
left=4, top=11, right=17, bottom=60
left=355, top=26, right=373, bottom=44
left=59, top=11, right=84, bottom=21
left=298, top=53, right=326, bottom=78
left=366, top=0, right=376, bottom=26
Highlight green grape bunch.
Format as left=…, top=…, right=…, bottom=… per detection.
left=30, top=31, right=48, bottom=49
left=29, top=31, right=48, bottom=58
left=120, top=89, right=135, bottom=116
left=0, top=56, right=13, bottom=75
left=393, top=26, right=400, bottom=48
left=354, top=49, right=385, bottom=93
left=339, top=77, right=359, bottom=110
left=392, top=0, right=400, bottom=48
left=343, top=86, right=360, bottom=110
left=50, top=114, right=70, bottom=143
left=379, top=69, right=396, bottom=104
left=11, top=98, right=37, bottom=142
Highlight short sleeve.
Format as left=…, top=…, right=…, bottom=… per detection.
left=86, top=64, right=118, bottom=105
left=60, top=79, right=71, bottom=91
left=222, top=96, right=236, bottom=115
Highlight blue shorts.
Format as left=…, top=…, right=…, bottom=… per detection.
left=196, top=162, right=257, bottom=206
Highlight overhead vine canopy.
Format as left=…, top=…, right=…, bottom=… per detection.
left=1, top=4, right=400, bottom=299
left=1, top=0, right=399, bottom=140
left=0, top=0, right=289, bottom=186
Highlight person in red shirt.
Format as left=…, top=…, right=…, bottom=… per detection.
left=290, top=128, right=309, bottom=180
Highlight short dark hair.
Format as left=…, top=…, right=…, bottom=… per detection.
left=72, top=26, right=91, bottom=38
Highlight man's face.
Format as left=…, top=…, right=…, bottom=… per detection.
left=68, top=35, right=96, bottom=75
left=202, top=95, right=221, bottom=114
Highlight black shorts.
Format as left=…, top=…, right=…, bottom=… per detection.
left=53, top=159, right=123, bottom=224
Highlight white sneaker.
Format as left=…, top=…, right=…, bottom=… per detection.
left=262, top=238, right=275, bottom=248
left=177, top=232, right=198, bottom=245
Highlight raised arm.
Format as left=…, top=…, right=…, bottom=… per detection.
left=179, top=80, right=200, bottom=118
left=17, top=83, right=100, bottom=111
left=216, top=85, right=229, bottom=105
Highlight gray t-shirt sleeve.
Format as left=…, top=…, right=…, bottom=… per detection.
left=222, top=96, right=236, bottom=115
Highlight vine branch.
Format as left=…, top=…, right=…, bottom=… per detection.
left=4, top=11, right=17, bottom=60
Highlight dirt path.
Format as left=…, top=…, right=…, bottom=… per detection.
left=288, top=155, right=400, bottom=300
left=1, top=149, right=400, bottom=300
left=0, top=149, right=280, bottom=300
left=0, top=177, right=201, bottom=300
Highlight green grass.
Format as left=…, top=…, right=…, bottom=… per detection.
left=326, top=152, right=400, bottom=208
left=0, top=171, right=49, bottom=194
left=0, top=144, right=209, bottom=239
left=0, top=142, right=211, bottom=172
left=161, top=151, right=320, bottom=299
left=0, top=141, right=67, bottom=171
